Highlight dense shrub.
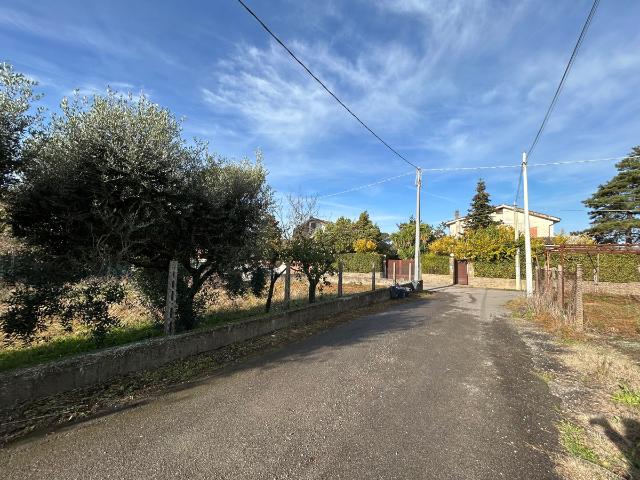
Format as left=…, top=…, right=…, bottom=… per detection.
left=336, top=253, right=384, bottom=273
left=421, top=254, right=450, bottom=275
left=545, top=253, right=640, bottom=283
left=474, top=259, right=519, bottom=279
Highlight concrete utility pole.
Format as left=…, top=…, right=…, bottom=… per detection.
left=414, top=168, right=422, bottom=287
left=522, top=152, right=533, bottom=296
left=514, top=201, right=521, bottom=291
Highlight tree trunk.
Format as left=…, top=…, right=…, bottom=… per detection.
left=308, top=279, right=318, bottom=303
left=178, top=290, right=197, bottom=330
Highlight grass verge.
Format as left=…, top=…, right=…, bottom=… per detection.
left=558, top=420, right=601, bottom=465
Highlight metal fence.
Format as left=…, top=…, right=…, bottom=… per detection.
left=534, top=263, right=584, bottom=331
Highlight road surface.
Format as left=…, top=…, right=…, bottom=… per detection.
left=0, top=287, right=560, bottom=479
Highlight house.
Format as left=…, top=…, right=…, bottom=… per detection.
left=298, top=217, right=328, bottom=237
left=445, top=204, right=560, bottom=238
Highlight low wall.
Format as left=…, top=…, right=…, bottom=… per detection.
left=334, top=272, right=452, bottom=288
left=583, top=281, right=640, bottom=296
left=470, top=277, right=521, bottom=290
left=0, top=286, right=401, bottom=409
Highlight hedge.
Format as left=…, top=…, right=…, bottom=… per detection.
left=474, top=258, right=520, bottom=279
left=544, top=253, right=640, bottom=283
left=336, top=253, right=385, bottom=273
left=421, top=254, right=449, bottom=275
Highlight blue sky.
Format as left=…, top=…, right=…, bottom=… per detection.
left=2, top=0, right=639, bottom=234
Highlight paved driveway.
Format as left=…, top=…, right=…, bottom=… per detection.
left=0, top=287, right=560, bottom=479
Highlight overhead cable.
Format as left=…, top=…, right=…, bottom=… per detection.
left=236, top=0, right=420, bottom=170
left=527, top=0, right=600, bottom=158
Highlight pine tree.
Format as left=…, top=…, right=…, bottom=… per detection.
left=583, top=147, right=640, bottom=243
left=465, top=179, right=497, bottom=231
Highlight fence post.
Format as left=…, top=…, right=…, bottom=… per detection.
left=575, top=263, right=584, bottom=331
left=284, top=262, right=291, bottom=308
left=392, top=262, right=396, bottom=284
left=371, top=261, right=376, bottom=291
left=164, top=260, right=178, bottom=335
left=535, top=265, right=540, bottom=294
left=558, top=264, right=564, bottom=312
left=338, top=262, right=343, bottom=297
left=449, top=254, right=455, bottom=285
left=409, top=262, right=412, bottom=283
left=383, top=255, right=387, bottom=279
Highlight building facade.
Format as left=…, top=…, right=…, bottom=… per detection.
left=446, top=204, right=560, bottom=238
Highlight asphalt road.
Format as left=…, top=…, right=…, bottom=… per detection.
left=0, top=287, right=560, bottom=479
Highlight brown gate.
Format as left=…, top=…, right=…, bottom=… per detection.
left=387, top=259, right=415, bottom=281
left=454, top=260, right=468, bottom=285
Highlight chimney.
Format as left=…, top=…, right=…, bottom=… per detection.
left=454, top=210, right=460, bottom=219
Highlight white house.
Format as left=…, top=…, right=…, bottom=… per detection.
left=445, top=204, right=560, bottom=238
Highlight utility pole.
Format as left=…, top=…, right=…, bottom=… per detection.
left=414, top=168, right=422, bottom=288
left=522, top=152, right=533, bottom=296
left=514, top=201, right=521, bottom=291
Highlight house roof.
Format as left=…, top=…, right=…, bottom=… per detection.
left=444, top=204, right=560, bottom=225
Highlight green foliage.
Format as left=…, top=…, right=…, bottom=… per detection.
left=323, top=216, right=356, bottom=253
left=421, top=253, right=449, bottom=275
left=324, top=211, right=383, bottom=254
left=1, top=279, right=126, bottom=345
left=545, top=253, right=640, bottom=283
left=5, top=90, right=271, bottom=330
left=0, top=62, right=43, bottom=189
left=473, top=258, right=520, bottom=279
left=612, top=384, right=640, bottom=408
left=583, top=147, right=640, bottom=243
left=289, top=231, right=336, bottom=303
left=390, top=217, right=445, bottom=259
left=63, top=279, right=125, bottom=345
left=465, top=179, right=497, bottom=231
left=558, top=420, right=601, bottom=465
left=335, top=252, right=384, bottom=273
left=1, top=285, right=66, bottom=343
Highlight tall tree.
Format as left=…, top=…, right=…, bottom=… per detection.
left=0, top=63, right=43, bottom=190
left=7, top=91, right=271, bottom=330
left=390, top=218, right=444, bottom=259
left=465, top=179, right=497, bottom=231
left=353, top=211, right=382, bottom=244
left=583, top=147, right=640, bottom=243
left=323, top=216, right=356, bottom=253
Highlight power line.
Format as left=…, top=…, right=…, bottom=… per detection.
left=527, top=0, right=600, bottom=158
left=236, top=0, right=420, bottom=170
left=318, top=172, right=414, bottom=198
left=319, top=154, right=633, bottom=199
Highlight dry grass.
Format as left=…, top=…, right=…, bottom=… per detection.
left=508, top=295, right=640, bottom=479
left=584, top=294, right=640, bottom=338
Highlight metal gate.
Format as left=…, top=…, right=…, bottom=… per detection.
left=387, top=259, right=415, bottom=281
left=454, top=260, right=468, bottom=285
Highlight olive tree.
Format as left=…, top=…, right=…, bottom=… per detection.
left=6, top=91, right=271, bottom=332
left=0, top=62, right=43, bottom=189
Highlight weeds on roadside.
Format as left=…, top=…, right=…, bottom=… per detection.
left=558, top=420, right=601, bottom=465
left=613, top=384, right=640, bottom=408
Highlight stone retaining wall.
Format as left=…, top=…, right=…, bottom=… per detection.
left=0, top=285, right=404, bottom=409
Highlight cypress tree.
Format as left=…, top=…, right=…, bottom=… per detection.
left=583, top=147, right=640, bottom=243
left=465, top=179, right=497, bottom=231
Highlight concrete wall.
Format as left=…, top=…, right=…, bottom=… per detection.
left=0, top=286, right=402, bottom=409
left=582, top=281, right=640, bottom=296
left=332, top=272, right=452, bottom=289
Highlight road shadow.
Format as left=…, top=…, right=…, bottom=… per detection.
left=590, top=416, right=640, bottom=477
